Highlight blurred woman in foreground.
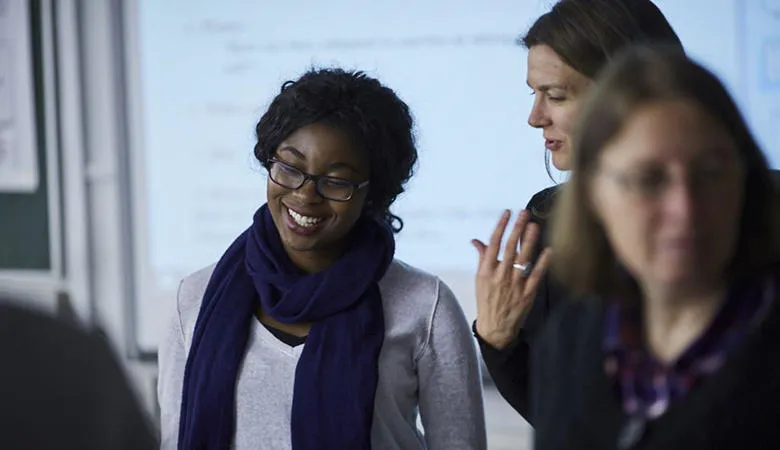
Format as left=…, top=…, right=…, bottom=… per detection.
left=532, top=46, right=780, bottom=449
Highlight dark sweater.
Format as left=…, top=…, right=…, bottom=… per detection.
left=476, top=186, right=569, bottom=421
left=531, top=285, right=780, bottom=450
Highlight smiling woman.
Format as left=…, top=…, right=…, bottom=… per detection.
left=156, top=68, right=487, bottom=450
left=264, top=123, right=373, bottom=272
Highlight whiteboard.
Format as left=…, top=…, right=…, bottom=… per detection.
left=125, top=0, right=780, bottom=354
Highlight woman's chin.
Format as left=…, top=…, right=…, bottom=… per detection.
left=550, top=152, right=572, bottom=172
left=651, top=265, right=721, bottom=293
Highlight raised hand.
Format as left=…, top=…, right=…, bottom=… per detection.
left=472, top=210, right=552, bottom=349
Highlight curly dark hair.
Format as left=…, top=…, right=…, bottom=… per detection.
left=254, top=68, right=418, bottom=233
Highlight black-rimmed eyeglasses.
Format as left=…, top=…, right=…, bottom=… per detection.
left=267, top=158, right=369, bottom=202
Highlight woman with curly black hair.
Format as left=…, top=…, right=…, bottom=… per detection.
left=157, top=68, right=487, bottom=450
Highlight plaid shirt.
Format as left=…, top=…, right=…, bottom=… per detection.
left=603, top=271, right=777, bottom=419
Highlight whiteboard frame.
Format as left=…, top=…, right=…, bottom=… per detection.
left=121, top=0, right=158, bottom=358
left=0, top=0, right=65, bottom=314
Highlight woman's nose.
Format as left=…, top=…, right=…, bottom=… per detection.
left=292, top=178, right=323, bottom=203
left=528, top=99, right=550, bottom=129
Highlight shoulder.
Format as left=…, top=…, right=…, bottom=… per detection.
left=0, top=302, right=156, bottom=447
left=380, top=259, right=461, bottom=310
left=379, top=260, right=468, bottom=349
left=179, top=263, right=217, bottom=309
left=0, top=302, right=98, bottom=357
left=529, top=185, right=560, bottom=202
left=179, top=263, right=217, bottom=300
left=0, top=304, right=136, bottom=398
left=380, top=259, right=441, bottom=297
left=380, top=259, right=462, bottom=320
left=174, top=263, right=217, bottom=342
left=526, top=185, right=561, bottom=218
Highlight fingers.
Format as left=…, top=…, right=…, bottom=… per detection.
left=472, top=239, right=487, bottom=262
left=484, top=210, right=511, bottom=265
left=520, top=247, right=553, bottom=294
left=500, top=210, right=530, bottom=271
left=516, top=222, right=541, bottom=265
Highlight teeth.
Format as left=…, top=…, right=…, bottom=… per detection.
left=288, top=208, right=324, bottom=228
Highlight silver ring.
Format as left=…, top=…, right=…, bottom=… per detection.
left=512, top=262, right=532, bottom=276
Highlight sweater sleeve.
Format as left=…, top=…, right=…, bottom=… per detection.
left=417, top=280, right=487, bottom=450
left=157, top=281, right=189, bottom=450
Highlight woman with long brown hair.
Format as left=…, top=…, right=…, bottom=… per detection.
left=533, top=45, right=780, bottom=449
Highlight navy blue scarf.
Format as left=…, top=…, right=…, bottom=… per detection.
left=178, top=204, right=394, bottom=450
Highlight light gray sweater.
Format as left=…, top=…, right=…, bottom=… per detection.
left=157, top=260, right=487, bottom=450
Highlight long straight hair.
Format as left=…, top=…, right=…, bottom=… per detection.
left=551, top=46, right=780, bottom=295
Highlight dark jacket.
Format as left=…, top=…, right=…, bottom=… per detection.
left=0, top=301, right=158, bottom=450
left=475, top=186, right=569, bottom=421
left=530, top=273, right=780, bottom=449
